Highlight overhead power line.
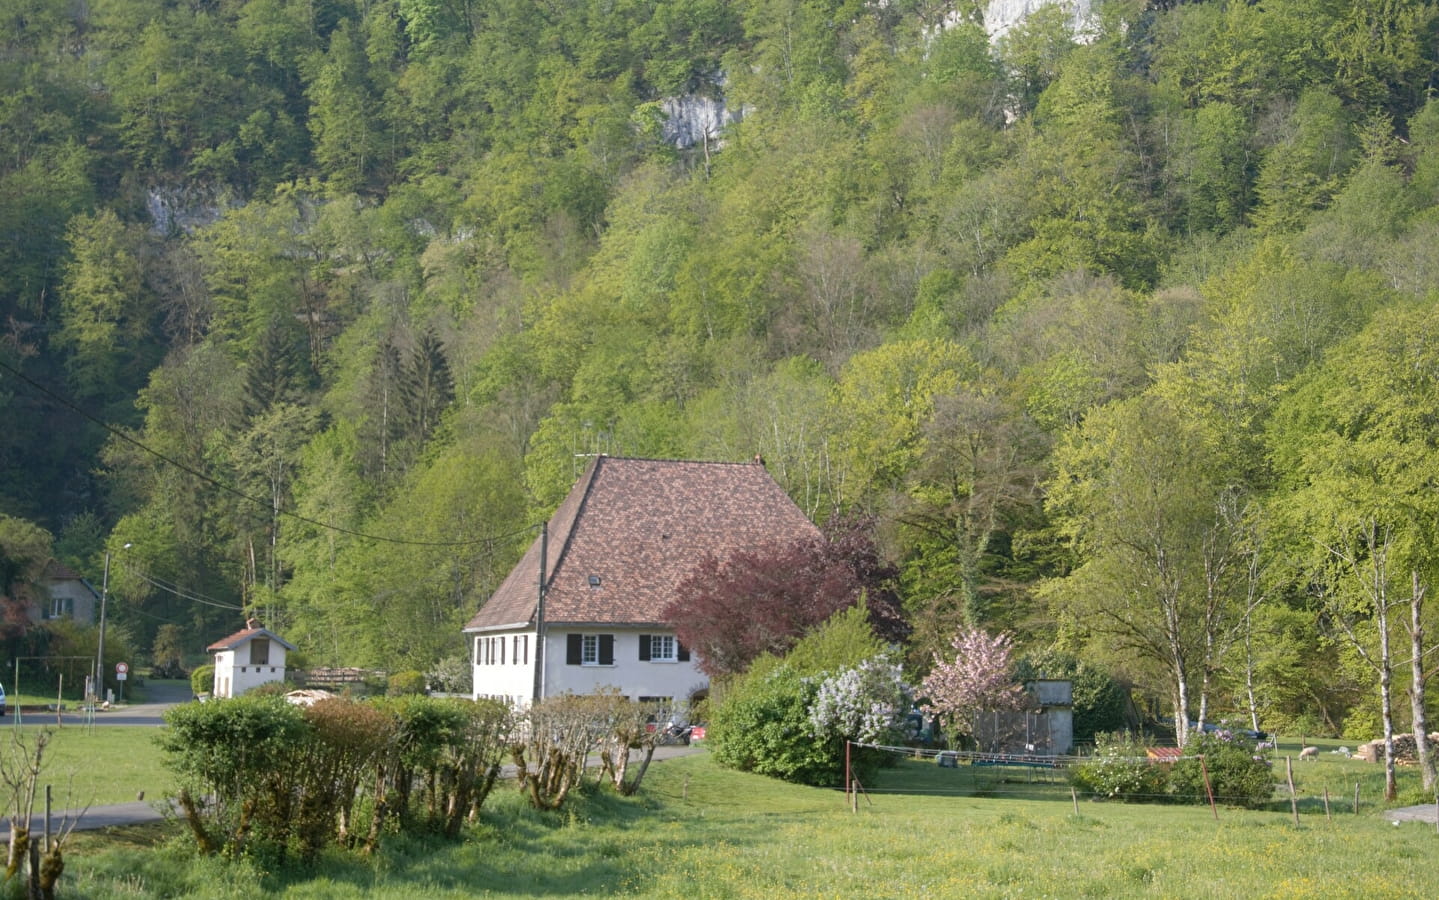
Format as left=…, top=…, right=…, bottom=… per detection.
left=0, top=358, right=537, bottom=548
left=125, top=567, right=245, bottom=611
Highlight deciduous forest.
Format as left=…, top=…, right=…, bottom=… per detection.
left=3, top=0, right=1439, bottom=742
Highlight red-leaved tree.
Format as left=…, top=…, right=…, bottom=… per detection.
left=921, top=626, right=1027, bottom=738
left=664, top=515, right=907, bottom=677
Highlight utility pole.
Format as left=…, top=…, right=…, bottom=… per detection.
left=95, top=542, right=131, bottom=704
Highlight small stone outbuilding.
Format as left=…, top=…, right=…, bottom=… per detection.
left=206, top=619, right=296, bottom=698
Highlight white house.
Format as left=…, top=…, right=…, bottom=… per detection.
left=464, top=455, right=820, bottom=708
left=206, top=619, right=296, bottom=698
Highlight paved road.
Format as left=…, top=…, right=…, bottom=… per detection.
left=12, top=678, right=192, bottom=728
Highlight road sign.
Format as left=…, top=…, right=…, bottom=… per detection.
left=116, top=662, right=129, bottom=674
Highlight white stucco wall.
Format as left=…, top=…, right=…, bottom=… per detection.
left=543, top=628, right=708, bottom=704
left=211, top=639, right=288, bottom=698
left=470, top=629, right=538, bottom=707
left=471, top=627, right=708, bottom=708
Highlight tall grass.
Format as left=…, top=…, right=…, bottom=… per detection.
left=56, top=747, right=1439, bottom=898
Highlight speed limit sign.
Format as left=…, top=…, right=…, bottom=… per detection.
left=116, top=661, right=129, bottom=681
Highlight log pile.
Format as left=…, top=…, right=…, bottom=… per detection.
left=1355, top=733, right=1439, bottom=763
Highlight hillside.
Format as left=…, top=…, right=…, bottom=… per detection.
left=3, top=0, right=1439, bottom=739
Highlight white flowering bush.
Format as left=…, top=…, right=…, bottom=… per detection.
left=808, top=654, right=912, bottom=745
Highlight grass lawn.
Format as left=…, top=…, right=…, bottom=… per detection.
left=52, top=739, right=1439, bottom=899
left=0, top=725, right=171, bottom=807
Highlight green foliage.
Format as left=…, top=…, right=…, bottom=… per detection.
left=160, top=694, right=311, bottom=856
left=247, top=680, right=292, bottom=698
left=426, top=654, right=473, bottom=694
left=1342, top=705, right=1384, bottom=743
left=386, top=670, right=426, bottom=696
left=1168, top=733, right=1274, bottom=808
left=710, top=606, right=888, bottom=786
left=160, top=693, right=513, bottom=857
left=710, top=662, right=840, bottom=786
left=0, top=515, right=53, bottom=603
left=1068, top=732, right=1168, bottom=801
left=783, top=604, right=886, bottom=677
left=190, top=666, right=215, bottom=697
left=150, top=624, right=187, bottom=677
left=8, top=0, right=1439, bottom=748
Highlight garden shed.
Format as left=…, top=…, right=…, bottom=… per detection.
left=206, top=618, right=296, bottom=698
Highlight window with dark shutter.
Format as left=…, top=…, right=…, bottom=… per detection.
left=678, top=642, right=690, bottom=662
left=599, top=634, right=614, bottom=666
left=639, top=635, right=651, bottom=661
left=567, top=633, right=582, bottom=665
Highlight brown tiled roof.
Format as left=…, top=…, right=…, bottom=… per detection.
left=42, top=561, right=83, bottom=580
left=465, top=456, right=819, bottom=630
left=206, top=625, right=297, bottom=652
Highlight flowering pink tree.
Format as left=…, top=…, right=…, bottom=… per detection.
left=921, top=627, right=1027, bottom=739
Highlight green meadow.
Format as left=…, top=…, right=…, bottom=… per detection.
left=1, top=725, right=170, bottom=807
left=46, top=740, right=1439, bottom=899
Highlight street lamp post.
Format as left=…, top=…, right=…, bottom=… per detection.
left=95, top=542, right=131, bottom=704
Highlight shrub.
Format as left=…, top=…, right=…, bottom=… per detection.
left=160, top=694, right=311, bottom=856
left=294, top=698, right=395, bottom=856
left=710, top=662, right=838, bottom=785
left=1069, top=732, right=1168, bottom=801
left=426, top=654, right=473, bottom=694
left=1168, top=732, right=1274, bottom=808
left=1342, top=705, right=1381, bottom=742
left=710, top=607, right=892, bottom=787
left=809, top=654, right=911, bottom=746
left=511, top=693, right=606, bottom=809
left=189, top=665, right=215, bottom=696
left=365, top=695, right=513, bottom=837
left=246, top=679, right=291, bottom=698
left=387, top=670, right=426, bottom=696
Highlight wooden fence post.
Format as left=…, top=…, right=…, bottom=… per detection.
left=1199, top=755, right=1218, bottom=821
left=1285, top=757, right=1299, bottom=826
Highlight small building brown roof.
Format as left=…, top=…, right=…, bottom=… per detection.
left=464, top=456, right=819, bottom=631
left=42, top=561, right=83, bottom=580
left=206, top=624, right=297, bottom=653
